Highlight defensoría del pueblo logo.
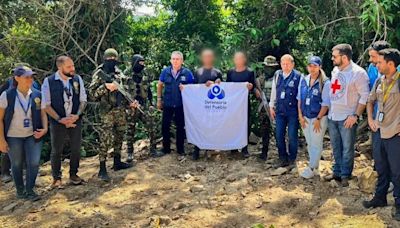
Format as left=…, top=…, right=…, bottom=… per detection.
left=207, top=85, right=225, bottom=99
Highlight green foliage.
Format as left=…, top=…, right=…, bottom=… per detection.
left=1, top=0, right=398, bottom=160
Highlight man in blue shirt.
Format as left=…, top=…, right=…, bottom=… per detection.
left=157, top=51, right=194, bottom=157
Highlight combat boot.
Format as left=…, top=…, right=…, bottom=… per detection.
left=241, top=147, right=250, bottom=159
left=192, top=147, right=200, bottom=161
left=150, top=147, right=165, bottom=158
left=113, top=154, right=133, bottom=171
left=259, top=148, right=268, bottom=161
left=98, top=161, right=110, bottom=182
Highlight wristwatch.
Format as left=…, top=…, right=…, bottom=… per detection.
left=316, top=117, right=321, bottom=121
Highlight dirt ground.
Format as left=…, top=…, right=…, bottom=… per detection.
left=0, top=138, right=399, bottom=228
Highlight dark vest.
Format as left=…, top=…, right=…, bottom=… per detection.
left=4, top=88, right=43, bottom=138
left=275, top=70, right=301, bottom=116
left=47, top=74, right=80, bottom=124
left=300, top=77, right=327, bottom=119
left=162, top=67, right=192, bottom=107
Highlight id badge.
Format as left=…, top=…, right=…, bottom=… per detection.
left=305, top=98, right=311, bottom=105
left=280, top=91, right=286, bottom=99
left=378, top=112, right=385, bottom=123
left=181, top=76, right=186, bottom=82
left=23, top=118, right=30, bottom=128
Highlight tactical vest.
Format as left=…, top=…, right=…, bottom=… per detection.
left=4, top=88, right=43, bottom=138
left=123, top=73, right=150, bottom=106
left=300, top=77, right=327, bottom=119
left=47, top=74, right=81, bottom=124
left=162, top=66, right=192, bottom=108
left=275, top=70, right=301, bottom=116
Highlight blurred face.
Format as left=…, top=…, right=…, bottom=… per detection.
left=376, top=55, right=393, bottom=75
left=201, top=50, right=215, bottom=67
left=138, top=60, right=145, bottom=66
left=59, top=58, right=75, bottom=77
left=280, top=58, right=294, bottom=73
left=368, top=49, right=379, bottom=66
left=307, top=64, right=320, bottom=76
left=15, top=75, right=33, bottom=89
left=170, top=53, right=183, bottom=69
left=233, top=52, right=246, bottom=68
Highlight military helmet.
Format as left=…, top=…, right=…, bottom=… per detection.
left=104, top=48, right=119, bottom=59
left=263, top=55, right=279, bottom=66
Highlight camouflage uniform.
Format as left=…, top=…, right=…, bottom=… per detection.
left=257, top=55, right=278, bottom=160
left=89, top=64, right=129, bottom=162
left=122, top=69, right=159, bottom=156
left=256, top=74, right=271, bottom=158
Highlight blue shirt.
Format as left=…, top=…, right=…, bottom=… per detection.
left=159, top=66, right=194, bottom=84
left=159, top=66, right=194, bottom=107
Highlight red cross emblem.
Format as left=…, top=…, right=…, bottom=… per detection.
left=331, top=79, right=341, bottom=94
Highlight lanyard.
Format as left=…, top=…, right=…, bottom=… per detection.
left=64, top=80, right=72, bottom=98
left=382, top=72, right=399, bottom=104
left=16, top=94, right=31, bottom=117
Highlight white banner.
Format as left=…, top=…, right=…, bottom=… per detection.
left=182, top=82, right=248, bottom=150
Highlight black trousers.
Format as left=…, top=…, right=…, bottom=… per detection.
left=374, top=133, right=400, bottom=206
left=50, top=120, right=82, bottom=180
left=162, top=106, right=185, bottom=154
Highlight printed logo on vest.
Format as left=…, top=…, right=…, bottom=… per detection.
left=330, top=73, right=346, bottom=101
left=207, top=85, right=225, bottom=99
left=73, top=81, right=79, bottom=94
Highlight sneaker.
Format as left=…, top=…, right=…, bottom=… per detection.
left=69, top=175, right=83, bottom=185
left=241, top=149, right=250, bottom=159
left=388, top=182, right=394, bottom=193
left=341, top=177, right=350, bottom=187
left=323, top=174, right=341, bottom=182
left=274, top=159, right=289, bottom=168
left=51, top=179, right=64, bottom=189
left=26, top=190, right=41, bottom=202
left=287, top=160, right=297, bottom=169
left=362, top=197, right=387, bottom=209
left=126, top=153, right=134, bottom=163
left=1, top=174, right=12, bottom=183
left=192, top=148, right=200, bottom=161
left=300, top=167, right=314, bottom=179
left=394, top=206, right=400, bottom=221
left=16, top=188, right=27, bottom=199
left=150, top=150, right=165, bottom=158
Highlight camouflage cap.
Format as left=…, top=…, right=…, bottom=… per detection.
left=104, top=48, right=119, bottom=59
left=263, top=55, right=279, bottom=66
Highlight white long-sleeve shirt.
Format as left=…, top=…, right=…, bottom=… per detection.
left=328, top=61, right=370, bottom=121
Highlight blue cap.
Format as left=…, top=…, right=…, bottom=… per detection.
left=13, top=66, right=36, bottom=77
left=308, top=56, right=322, bottom=66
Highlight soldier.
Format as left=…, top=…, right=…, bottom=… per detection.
left=255, top=56, right=279, bottom=161
left=124, top=54, right=164, bottom=162
left=89, top=48, right=133, bottom=182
